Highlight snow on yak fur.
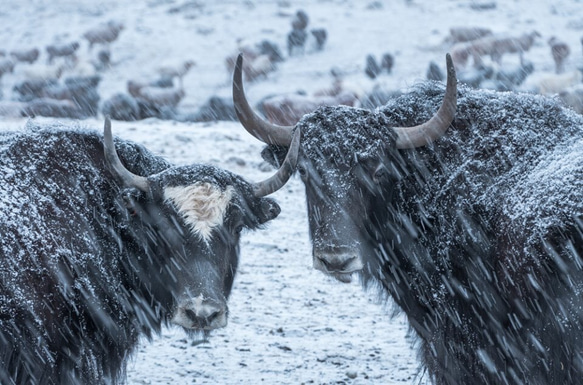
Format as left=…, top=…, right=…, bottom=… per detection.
left=260, top=83, right=583, bottom=384
left=0, top=121, right=284, bottom=384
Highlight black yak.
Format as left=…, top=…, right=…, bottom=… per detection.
left=233, top=53, right=583, bottom=384
left=0, top=117, right=299, bottom=384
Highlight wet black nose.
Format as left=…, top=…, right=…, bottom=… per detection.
left=317, top=256, right=358, bottom=272
left=184, top=306, right=224, bottom=329
left=172, top=301, right=228, bottom=330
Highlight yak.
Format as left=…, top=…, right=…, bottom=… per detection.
left=233, top=53, right=583, bottom=384
left=0, top=117, right=299, bottom=384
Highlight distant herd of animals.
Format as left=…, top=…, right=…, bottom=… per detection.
left=1, top=12, right=583, bottom=124
left=3, top=9, right=583, bottom=385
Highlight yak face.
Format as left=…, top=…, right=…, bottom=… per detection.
left=119, top=164, right=280, bottom=332
left=263, top=107, right=405, bottom=283
left=233, top=51, right=455, bottom=283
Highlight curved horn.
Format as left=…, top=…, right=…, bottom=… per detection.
left=233, top=54, right=294, bottom=146
left=252, top=127, right=301, bottom=197
left=103, top=116, right=150, bottom=192
left=394, top=53, right=457, bottom=149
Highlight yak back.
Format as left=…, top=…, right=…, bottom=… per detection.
left=380, top=83, right=583, bottom=263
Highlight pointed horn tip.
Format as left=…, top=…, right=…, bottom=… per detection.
left=104, top=116, right=112, bottom=138
left=445, top=53, right=456, bottom=80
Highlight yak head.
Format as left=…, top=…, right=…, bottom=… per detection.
left=232, top=53, right=457, bottom=283
left=103, top=117, right=299, bottom=333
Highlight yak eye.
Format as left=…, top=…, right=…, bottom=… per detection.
left=234, top=224, right=244, bottom=235
left=297, top=165, right=307, bottom=177
left=373, top=166, right=386, bottom=183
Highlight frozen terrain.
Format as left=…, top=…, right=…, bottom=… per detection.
left=1, top=0, right=583, bottom=384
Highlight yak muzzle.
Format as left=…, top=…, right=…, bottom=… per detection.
left=171, top=295, right=228, bottom=331
left=313, top=250, right=364, bottom=283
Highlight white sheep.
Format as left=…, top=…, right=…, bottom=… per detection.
left=536, top=70, right=582, bottom=95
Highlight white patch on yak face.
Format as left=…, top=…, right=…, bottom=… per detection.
left=164, top=182, right=234, bottom=241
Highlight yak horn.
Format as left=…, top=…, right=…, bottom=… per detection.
left=252, top=127, right=301, bottom=197
left=233, top=54, right=294, bottom=146
left=393, top=53, right=457, bottom=149
left=103, top=116, right=150, bottom=192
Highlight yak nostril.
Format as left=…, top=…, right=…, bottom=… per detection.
left=270, top=204, right=281, bottom=218
left=318, top=256, right=331, bottom=270
left=184, top=309, right=198, bottom=322
left=205, top=310, right=222, bottom=324
left=340, top=257, right=357, bottom=271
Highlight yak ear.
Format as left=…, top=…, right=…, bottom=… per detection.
left=260, top=145, right=288, bottom=168
left=257, top=198, right=281, bottom=224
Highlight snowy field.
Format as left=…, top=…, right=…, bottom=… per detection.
left=1, top=0, right=583, bottom=384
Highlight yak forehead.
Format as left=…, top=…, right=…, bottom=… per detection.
left=297, top=105, right=397, bottom=167
left=158, top=163, right=245, bottom=191
left=164, top=182, right=235, bottom=242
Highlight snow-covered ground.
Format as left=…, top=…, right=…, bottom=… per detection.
left=1, top=0, right=583, bottom=384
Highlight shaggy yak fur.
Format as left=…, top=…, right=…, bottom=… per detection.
left=262, top=82, right=583, bottom=385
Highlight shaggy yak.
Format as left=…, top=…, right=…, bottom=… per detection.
left=0, top=117, right=299, bottom=384
left=233, top=53, right=583, bottom=384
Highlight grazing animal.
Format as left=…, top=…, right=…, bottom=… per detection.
left=380, top=53, right=394, bottom=73
left=257, top=39, right=285, bottom=63
left=0, top=117, right=299, bottom=384
left=225, top=41, right=278, bottom=81
left=10, top=48, right=40, bottom=64
left=0, top=59, right=15, bottom=81
left=101, top=93, right=141, bottom=121
left=447, top=26, right=492, bottom=43
left=426, top=61, right=444, bottom=81
left=291, top=9, right=309, bottom=31
left=287, top=29, right=308, bottom=56
left=134, top=86, right=185, bottom=109
left=548, top=36, right=570, bottom=74
left=535, top=69, right=582, bottom=95
left=364, top=54, right=381, bottom=79
left=95, top=48, right=112, bottom=71
left=451, top=31, right=540, bottom=69
left=365, top=53, right=395, bottom=79
left=261, top=91, right=359, bottom=126
left=310, top=28, right=328, bottom=51
left=46, top=41, right=80, bottom=64
left=157, top=60, right=196, bottom=87
left=128, top=79, right=184, bottom=105
left=485, top=61, right=534, bottom=91
left=176, top=96, right=238, bottom=123
left=21, top=97, right=81, bottom=118
left=13, top=78, right=60, bottom=101
left=83, top=20, right=124, bottom=50
left=22, top=63, right=66, bottom=81
left=14, top=75, right=100, bottom=118
left=558, top=85, right=583, bottom=114
left=234, top=53, right=583, bottom=384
